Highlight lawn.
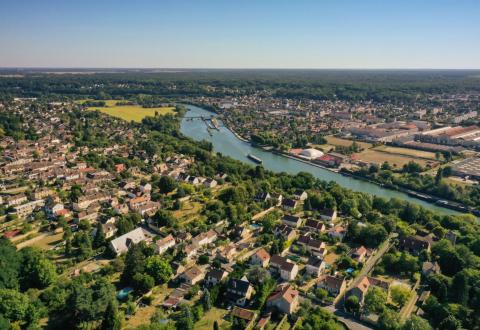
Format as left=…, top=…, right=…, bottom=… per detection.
left=16, top=232, right=64, bottom=250
left=195, top=307, right=231, bottom=330
left=173, top=201, right=203, bottom=225
left=81, top=100, right=175, bottom=122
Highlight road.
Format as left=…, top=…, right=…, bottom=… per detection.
left=319, top=234, right=397, bottom=330
left=335, top=233, right=397, bottom=307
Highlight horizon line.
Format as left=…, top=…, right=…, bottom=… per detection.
left=1, top=67, right=480, bottom=71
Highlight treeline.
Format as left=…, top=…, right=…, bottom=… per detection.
left=0, top=112, right=37, bottom=140
left=1, top=70, right=480, bottom=103
left=353, top=163, right=480, bottom=208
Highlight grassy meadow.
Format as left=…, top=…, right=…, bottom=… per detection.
left=78, top=99, right=175, bottom=122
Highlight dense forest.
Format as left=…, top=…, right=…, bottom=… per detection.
left=1, top=69, right=480, bottom=103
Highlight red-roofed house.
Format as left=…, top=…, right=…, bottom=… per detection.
left=266, top=283, right=299, bottom=314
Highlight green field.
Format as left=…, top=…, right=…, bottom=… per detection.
left=80, top=100, right=175, bottom=122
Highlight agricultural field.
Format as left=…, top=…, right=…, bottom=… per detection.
left=372, top=145, right=440, bottom=161
left=325, top=136, right=372, bottom=149
left=353, top=149, right=436, bottom=168
left=79, top=99, right=175, bottom=122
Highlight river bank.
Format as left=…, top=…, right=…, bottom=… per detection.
left=180, top=104, right=462, bottom=215
left=218, top=115, right=476, bottom=215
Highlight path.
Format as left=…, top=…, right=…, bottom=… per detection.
left=324, top=306, right=374, bottom=330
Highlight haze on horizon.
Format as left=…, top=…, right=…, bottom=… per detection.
left=1, top=0, right=479, bottom=69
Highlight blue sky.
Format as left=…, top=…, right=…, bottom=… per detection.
left=0, top=0, right=479, bottom=68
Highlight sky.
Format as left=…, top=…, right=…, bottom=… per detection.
left=0, top=0, right=479, bottom=69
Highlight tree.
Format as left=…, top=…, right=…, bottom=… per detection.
left=390, top=285, right=412, bottom=307
left=345, top=295, right=360, bottom=315
left=0, top=238, right=21, bottom=289
left=364, top=287, right=387, bottom=314
left=378, top=309, right=401, bottom=330
left=93, top=222, right=106, bottom=249
left=202, top=289, right=212, bottom=311
left=450, top=270, right=469, bottom=305
left=132, top=273, right=154, bottom=293
left=0, top=289, right=30, bottom=323
left=66, top=278, right=116, bottom=327
left=314, top=288, right=328, bottom=301
left=247, top=266, right=271, bottom=285
left=300, top=306, right=343, bottom=330
left=151, top=210, right=175, bottom=228
left=19, top=247, right=57, bottom=289
left=145, top=256, right=173, bottom=284
left=101, top=300, right=122, bottom=330
left=438, top=315, right=461, bottom=330
left=158, top=176, right=177, bottom=194
left=432, top=240, right=463, bottom=276
left=177, top=305, right=194, bottom=330
left=402, top=315, right=432, bottom=330
left=213, top=320, right=219, bottom=330
left=121, top=244, right=146, bottom=285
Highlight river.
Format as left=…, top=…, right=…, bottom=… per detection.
left=180, top=105, right=460, bottom=215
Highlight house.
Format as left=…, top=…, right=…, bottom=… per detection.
left=128, top=195, right=150, bottom=210
left=217, top=244, right=238, bottom=263
left=296, top=235, right=327, bottom=257
left=305, top=256, right=326, bottom=277
left=140, top=183, right=152, bottom=194
left=205, top=269, right=229, bottom=286
left=115, top=164, right=125, bottom=173
left=12, top=199, right=45, bottom=218
left=33, top=188, right=54, bottom=200
left=109, top=227, right=148, bottom=256
left=203, top=178, right=218, bottom=188
left=319, top=209, right=337, bottom=222
left=155, top=234, right=175, bottom=255
left=102, top=222, right=117, bottom=239
left=328, top=226, right=346, bottom=241
left=234, top=225, right=253, bottom=240
left=274, top=225, right=297, bottom=242
left=192, top=229, right=218, bottom=246
left=422, top=261, right=441, bottom=277
left=317, top=275, right=347, bottom=298
left=282, top=215, right=302, bottom=228
left=231, top=307, right=257, bottom=330
left=347, top=276, right=390, bottom=304
left=184, top=244, right=198, bottom=259
left=266, top=283, right=299, bottom=315
left=293, top=189, right=308, bottom=201
left=6, top=194, right=28, bottom=207
left=269, top=193, right=283, bottom=206
left=180, top=266, right=205, bottom=285
left=445, top=230, right=457, bottom=245
left=226, top=276, right=254, bottom=307
left=304, top=219, right=326, bottom=233
left=76, top=209, right=99, bottom=223
left=250, top=248, right=271, bottom=268
left=399, top=235, right=432, bottom=255
left=256, top=315, right=271, bottom=330
left=135, top=201, right=160, bottom=217
left=281, top=198, right=298, bottom=210
left=254, top=192, right=271, bottom=203
left=351, top=246, right=368, bottom=263
left=269, top=255, right=299, bottom=281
